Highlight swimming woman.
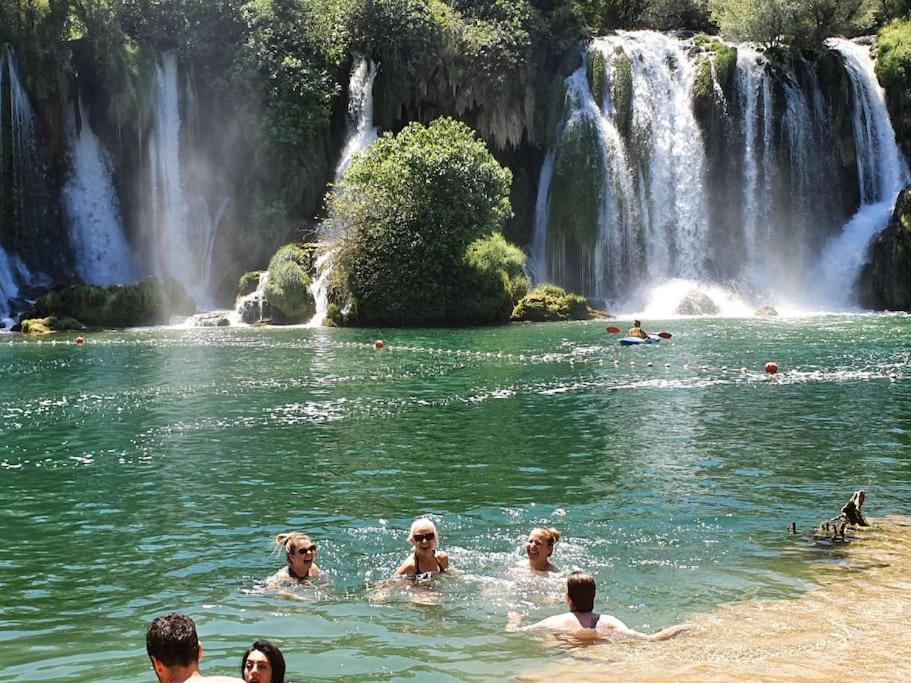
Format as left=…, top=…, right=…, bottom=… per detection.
left=524, top=527, right=560, bottom=573
left=241, top=640, right=285, bottom=683
left=394, top=518, right=450, bottom=579
left=266, top=532, right=321, bottom=587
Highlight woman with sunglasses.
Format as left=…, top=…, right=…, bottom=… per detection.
left=523, top=527, right=560, bottom=573
left=241, top=639, right=285, bottom=683
left=394, top=518, right=449, bottom=579
left=267, top=532, right=321, bottom=586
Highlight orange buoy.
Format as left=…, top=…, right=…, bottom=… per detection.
left=75, top=336, right=85, bottom=345
left=374, top=339, right=385, bottom=350
left=764, top=361, right=779, bottom=375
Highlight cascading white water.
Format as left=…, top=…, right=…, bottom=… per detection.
left=528, top=151, right=553, bottom=284
left=148, top=51, right=206, bottom=301
left=335, top=57, right=379, bottom=181
left=305, top=250, right=336, bottom=328
left=63, top=99, right=134, bottom=285
left=0, top=246, right=19, bottom=329
left=535, top=32, right=907, bottom=314
left=305, top=55, right=380, bottom=327
left=815, top=39, right=910, bottom=307
left=229, top=271, right=269, bottom=325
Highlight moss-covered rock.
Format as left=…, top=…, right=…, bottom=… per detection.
left=451, top=233, right=529, bottom=324
left=263, top=243, right=316, bottom=324
left=858, top=185, right=911, bottom=310
left=19, top=316, right=84, bottom=334
left=548, top=114, right=604, bottom=253
left=25, top=277, right=195, bottom=328
left=876, top=19, right=911, bottom=160
left=588, top=48, right=606, bottom=111
left=511, top=284, right=592, bottom=322
left=612, top=48, right=634, bottom=139
left=237, top=271, right=264, bottom=299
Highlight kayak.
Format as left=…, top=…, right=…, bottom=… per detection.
left=619, top=335, right=660, bottom=346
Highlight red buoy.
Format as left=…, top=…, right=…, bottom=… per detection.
left=75, top=336, right=85, bottom=345
left=374, top=339, right=385, bottom=350
left=764, top=361, right=779, bottom=375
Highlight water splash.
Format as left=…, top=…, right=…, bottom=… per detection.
left=305, top=249, right=336, bottom=327
left=63, top=99, right=134, bottom=285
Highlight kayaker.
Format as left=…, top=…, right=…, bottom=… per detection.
left=628, top=320, right=649, bottom=339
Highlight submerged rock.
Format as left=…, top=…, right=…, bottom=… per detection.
left=188, top=312, right=231, bottom=327
left=754, top=305, right=778, bottom=317
left=858, top=186, right=911, bottom=310
left=677, top=289, right=720, bottom=315
left=24, top=277, right=196, bottom=328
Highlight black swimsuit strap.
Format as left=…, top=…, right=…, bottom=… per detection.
left=413, top=551, right=444, bottom=576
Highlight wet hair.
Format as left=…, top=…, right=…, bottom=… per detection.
left=634, top=320, right=641, bottom=327
left=146, top=613, right=200, bottom=668
left=241, top=639, right=286, bottom=683
left=408, top=518, right=438, bottom=543
left=567, top=571, right=597, bottom=613
left=530, top=527, right=561, bottom=556
left=273, top=532, right=313, bottom=564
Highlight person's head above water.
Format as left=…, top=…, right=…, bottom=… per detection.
left=241, top=640, right=285, bottom=683
left=409, top=518, right=439, bottom=550
left=274, top=531, right=318, bottom=579
left=146, top=613, right=201, bottom=680
left=566, top=571, right=597, bottom=613
left=526, top=527, right=560, bottom=570
left=634, top=320, right=642, bottom=327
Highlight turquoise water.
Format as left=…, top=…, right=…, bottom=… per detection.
left=1, top=316, right=909, bottom=681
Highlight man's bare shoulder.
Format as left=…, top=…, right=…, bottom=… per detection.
left=198, top=675, right=245, bottom=682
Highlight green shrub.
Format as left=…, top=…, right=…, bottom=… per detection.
left=612, top=48, right=634, bottom=138
left=876, top=18, right=911, bottom=158
left=451, top=233, right=529, bottom=324
left=263, top=243, right=315, bottom=323
left=27, top=278, right=195, bottom=328
left=511, top=284, right=591, bottom=322
left=237, top=271, right=264, bottom=298
left=328, top=117, right=515, bottom=326
left=588, top=47, right=606, bottom=110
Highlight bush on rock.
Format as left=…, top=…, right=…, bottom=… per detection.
left=25, top=278, right=195, bottom=328
left=328, top=117, right=521, bottom=326
left=263, top=244, right=316, bottom=323
left=511, top=284, right=591, bottom=322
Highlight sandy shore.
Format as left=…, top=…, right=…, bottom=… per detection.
left=521, top=516, right=911, bottom=682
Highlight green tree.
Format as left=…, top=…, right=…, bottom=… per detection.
left=711, top=0, right=872, bottom=45
left=328, top=117, right=522, bottom=326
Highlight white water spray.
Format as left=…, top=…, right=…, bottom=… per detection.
left=63, top=99, right=134, bottom=285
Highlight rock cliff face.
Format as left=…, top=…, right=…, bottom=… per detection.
left=858, top=186, right=911, bottom=310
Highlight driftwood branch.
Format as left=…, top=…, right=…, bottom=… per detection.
left=812, top=490, right=868, bottom=542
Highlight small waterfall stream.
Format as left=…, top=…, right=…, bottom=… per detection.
left=63, top=99, right=134, bottom=285
left=305, top=55, right=379, bottom=327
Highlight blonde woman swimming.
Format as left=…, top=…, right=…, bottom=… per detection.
left=394, top=518, right=450, bottom=579
left=524, top=527, right=560, bottom=573
left=266, top=532, right=321, bottom=587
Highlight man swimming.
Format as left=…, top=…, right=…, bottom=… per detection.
left=509, top=572, right=690, bottom=641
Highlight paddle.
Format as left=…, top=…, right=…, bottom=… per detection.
left=606, top=326, right=672, bottom=339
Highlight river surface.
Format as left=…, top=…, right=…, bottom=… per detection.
left=1, top=316, right=909, bottom=681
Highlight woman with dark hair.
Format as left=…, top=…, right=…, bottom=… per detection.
left=241, top=640, right=285, bottom=683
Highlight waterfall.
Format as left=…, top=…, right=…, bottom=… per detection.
left=305, top=249, right=336, bottom=328
left=335, top=57, right=379, bottom=182
left=306, top=55, right=379, bottom=326
left=815, top=39, right=910, bottom=307
left=230, top=271, right=269, bottom=325
left=0, top=246, right=19, bottom=328
left=529, top=151, right=553, bottom=284
left=534, top=31, right=906, bottom=312
left=147, top=51, right=205, bottom=301
left=63, top=99, right=134, bottom=285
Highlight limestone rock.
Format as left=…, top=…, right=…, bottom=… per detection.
left=858, top=186, right=911, bottom=310
left=754, top=305, right=778, bottom=317
left=676, top=289, right=719, bottom=315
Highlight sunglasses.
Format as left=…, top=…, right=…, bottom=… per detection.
left=412, top=533, right=435, bottom=543
left=293, top=545, right=317, bottom=555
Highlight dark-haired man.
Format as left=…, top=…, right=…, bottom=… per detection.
left=146, top=613, right=243, bottom=682
left=510, top=571, right=690, bottom=640
left=628, top=320, right=649, bottom=339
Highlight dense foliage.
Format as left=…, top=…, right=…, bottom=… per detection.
left=328, top=117, right=520, bottom=325
left=876, top=18, right=911, bottom=157
left=263, top=243, right=315, bottom=323
left=510, top=283, right=591, bottom=321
